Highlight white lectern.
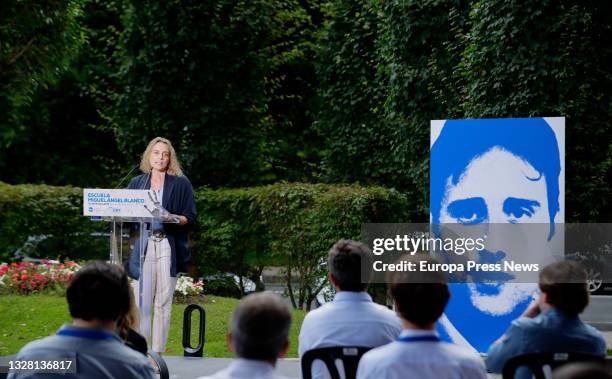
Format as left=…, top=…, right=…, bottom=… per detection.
left=82, top=189, right=178, bottom=314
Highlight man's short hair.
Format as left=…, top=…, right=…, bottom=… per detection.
left=231, top=292, right=292, bottom=361
left=66, top=261, right=130, bottom=322
left=390, top=255, right=450, bottom=327
left=328, top=239, right=372, bottom=292
left=539, top=261, right=589, bottom=316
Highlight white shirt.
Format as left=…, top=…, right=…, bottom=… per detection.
left=356, top=329, right=487, bottom=379
left=299, top=291, right=402, bottom=379
left=152, top=186, right=163, bottom=204
left=196, top=358, right=287, bottom=379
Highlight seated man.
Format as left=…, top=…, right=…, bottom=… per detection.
left=8, top=261, right=155, bottom=379
left=198, top=292, right=292, bottom=379
left=486, top=261, right=607, bottom=376
left=357, top=255, right=487, bottom=379
left=299, top=240, right=402, bottom=378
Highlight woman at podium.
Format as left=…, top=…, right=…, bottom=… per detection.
left=126, top=136, right=197, bottom=354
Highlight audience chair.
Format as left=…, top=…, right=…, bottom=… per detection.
left=301, top=346, right=371, bottom=379
left=502, top=352, right=604, bottom=379
left=148, top=351, right=170, bottom=379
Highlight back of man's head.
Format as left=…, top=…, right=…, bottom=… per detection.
left=230, top=292, right=292, bottom=361
left=66, top=261, right=130, bottom=322
left=390, top=255, right=450, bottom=327
left=539, top=261, right=589, bottom=316
left=328, top=239, right=372, bottom=292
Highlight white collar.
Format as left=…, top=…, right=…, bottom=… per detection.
left=333, top=291, right=372, bottom=302
left=399, top=329, right=439, bottom=338
left=227, top=358, right=276, bottom=373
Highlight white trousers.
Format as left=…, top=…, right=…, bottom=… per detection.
left=132, top=237, right=177, bottom=353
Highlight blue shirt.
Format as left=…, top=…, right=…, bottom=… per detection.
left=357, top=329, right=487, bottom=379
left=486, top=308, right=607, bottom=376
left=8, top=324, right=155, bottom=379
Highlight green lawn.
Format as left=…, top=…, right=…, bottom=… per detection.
left=0, top=294, right=306, bottom=357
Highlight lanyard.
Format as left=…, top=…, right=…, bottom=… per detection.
left=397, top=335, right=440, bottom=343
left=57, top=328, right=116, bottom=341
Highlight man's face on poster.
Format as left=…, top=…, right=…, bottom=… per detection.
left=429, top=118, right=563, bottom=351
left=438, top=147, right=551, bottom=315
left=439, top=147, right=549, bottom=226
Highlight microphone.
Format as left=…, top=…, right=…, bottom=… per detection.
left=140, top=169, right=152, bottom=190
left=115, top=164, right=140, bottom=189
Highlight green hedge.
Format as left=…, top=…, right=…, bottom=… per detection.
left=195, top=183, right=412, bottom=309
left=0, top=182, right=106, bottom=262
left=1, top=182, right=411, bottom=308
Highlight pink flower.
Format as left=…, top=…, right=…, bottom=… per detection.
left=2, top=260, right=81, bottom=294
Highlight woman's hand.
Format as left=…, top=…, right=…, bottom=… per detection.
left=177, top=215, right=188, bottom=225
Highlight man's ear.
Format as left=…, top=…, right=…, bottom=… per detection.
left=393, top=299, right=402, bottom=315
left=278, top=340, right=290, bottom=359
left=227, top=332, right=234, bottom=353
left=540, top=291, right=549, bottom=305
left=537, top=291, right=552, bottom=314
left=328, top=272, right=338, bottom=290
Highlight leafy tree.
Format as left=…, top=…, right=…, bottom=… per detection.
left=259, top=0, right=325, bottom=183
left=460, top=0, right=612, bottom=221
left=381, top=0, right=470, bottom=217
left=0, top=0, right=124, bottom=186
left=315, top=0, right=393, bottom=188
left=112, top=0, right=319, bottom=187
left=0, top=74, right=122, bottom=186
left=0, top=0, right=85, bottom=180
left=316, top=0, right=611, bottom=221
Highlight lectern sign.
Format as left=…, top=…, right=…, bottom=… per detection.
left=83, top=189, right=156, bottom=218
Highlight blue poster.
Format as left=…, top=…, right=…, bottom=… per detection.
left=430, top=117, right=565, bottom=352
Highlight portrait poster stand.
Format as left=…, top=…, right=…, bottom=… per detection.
left=429, top=117, right=565, bottom=353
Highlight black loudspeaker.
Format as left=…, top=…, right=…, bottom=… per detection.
left=182, top=304, right=206, bottom=357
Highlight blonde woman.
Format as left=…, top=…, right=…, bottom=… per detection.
left=126, top=137, right=197, bottom=354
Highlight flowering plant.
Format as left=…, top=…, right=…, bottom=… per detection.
left=0, top=260, right=80, bottom=294
left=174, top=275, right=204, bottom=298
